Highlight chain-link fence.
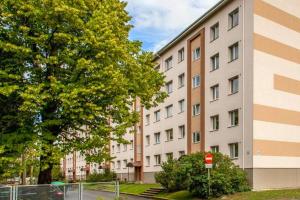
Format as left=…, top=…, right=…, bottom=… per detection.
left=0, top=181, right=119, bottom=200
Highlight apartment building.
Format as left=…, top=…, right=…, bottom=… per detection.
left=62, top=0, right=300, bottom=190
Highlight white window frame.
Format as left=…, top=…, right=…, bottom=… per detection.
left=154, top=110, right=160, bottom=122
left=211, top=84, right=219, bottom=101
left=166, top=152, right=173, bottom=160
left=146, top=135, right=150, bottom=146
left=229, top=143, right=239, bottom=159
left=165, top=104, right=173, bottom=118
left=192, top=75, right=200, bottom=88
left=154, top=154, right=161, bottom=166
left=117, top=144, right=120, bottom=153
left=178, top=125, right=185, bottom=139
left=178, top=48, right=184, bottom=63
left=166, top=81, right=173, bottom=94
left=211, top=145, right=219, bottom=153
left=123, top=159, right=127, bottom=169
left=192, top=131, right=200, bottom=143
left=178, top=99, right=185, bottom=113
left=211, top=115, right=219, bottom=131
left=211, top=53, right=219, bottom=71
left=154, top=132, right=160, bottom=144
left=229, top=109, right=239, bottom=127
left=192, top=104, right=200, bottom=116
left=229, top=76, right=239, bottom=94
left=146, top=114, right=150, bottom=125
left=229, top=8, right=239, bottom=29
left=165, top=129, right=173, bottom=141
left=123, top=143, right=127, bottom=152
left=165, top=56, right=173, bottom=71
left=229, top=42, right=239, bottom=61
left=193, top=47, right=201, bottom=61
left=178, top=73, right=185, bottom=88
left=146, top=156, right=150, bottom=166
left=210, top=22, right=219, bottom=41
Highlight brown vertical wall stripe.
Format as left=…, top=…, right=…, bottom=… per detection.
left=254, top=34, right=300, bottom=64
left=254, top=140, right=300, bottom=157
left=274, top=74, right=300, bottom=96
left=254, top=104, right=300, bottom=126
left=254, top=0, right=300, bottom=33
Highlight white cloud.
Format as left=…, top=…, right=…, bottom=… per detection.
left=125, top=0, right=220, bottom=51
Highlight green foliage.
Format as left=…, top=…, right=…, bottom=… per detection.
left=155, top=159, right=188, bottom=192
left=0, top=0, right=166, bottom=181
left=86, top=169, right=117, bottom=182
left=155, top=152, right=250, bottom=199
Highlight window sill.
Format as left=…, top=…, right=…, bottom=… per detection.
left=165, top=139, right=174, bottom=142
left=228, top=24, right=238, bottom=31
left=209, top=129, right=219, bottom=133
left=192, top=113, right=200, bottom=117
left=228, top=58, right=238, bottom=63
left=178, top=60, right=184, bottom=64
left=210, top=37, right=219, bottom=43
left=228, top=125, right=239, bottom=128
left=230, top=157, right=238, bottom=160
left=193, top=58, right=200, bottom=62
left=210, top=99, right=219, bottom=103
left=228, top=91, right=239, bottom=96
left=178, top=137, right=185, bottom=140
left=192, top=85, right=200, bottom=89
left=154, top=120, right=160, bottom=123
left=154, top=143, right=161, bottom=145
left=210, top=68, right=219, bottom=72
left=145, top=165, right=150, bottom=168
left=165, top=67, right=173, bottom=72
left=178, top=85, right=184, bottom=89
left=154, top=164, right=161, bottom=167
left=165, top=116, right=173, bottom=119
left=178, top=111, right=184, bottom=114
left=193, top=141, right=200, bottom=144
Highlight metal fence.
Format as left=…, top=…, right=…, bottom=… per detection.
left=0, top=181, right=119, bottom=200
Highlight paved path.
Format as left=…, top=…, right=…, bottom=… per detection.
left=66, top=190, right=150, bottom=200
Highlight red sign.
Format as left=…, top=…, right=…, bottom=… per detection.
left=205, top=153, right=213, bottom=164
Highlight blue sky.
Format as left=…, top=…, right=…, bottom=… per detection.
left=125, top=0, right=220, bottom=52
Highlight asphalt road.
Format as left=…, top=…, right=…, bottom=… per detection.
left=66, top=190, right=150, bottom=200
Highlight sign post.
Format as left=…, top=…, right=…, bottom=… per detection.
left=205, top=153, right=213, bottom=197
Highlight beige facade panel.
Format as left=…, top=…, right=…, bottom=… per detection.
left=254, top=104, right=300, bottom=126
left=274, top=74, right=300, bottom=96
left=254, top=33, right=300, bottom=65
left=254, top=0, right=300, bottom=33
left=253, top=139, right=300, bottom=157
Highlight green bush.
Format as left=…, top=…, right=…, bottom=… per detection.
left=86, top=169, right=117, bottom=182
left=155, top=152, right=250, bottom=198
left=155, top=159, right=188, bottom=192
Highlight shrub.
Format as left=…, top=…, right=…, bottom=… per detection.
left=155, top=159, right=189, bottom=192
left=155, top=152, right=250, bottom=198
left=185, top=152, right=250, bottom=198
left=86, top=169, right=117, bottom=182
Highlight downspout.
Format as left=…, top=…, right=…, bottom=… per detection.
left=242, top=0, right=245, bottom=170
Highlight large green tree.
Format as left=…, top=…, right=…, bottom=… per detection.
left=0, top=0, right=166, bottom=183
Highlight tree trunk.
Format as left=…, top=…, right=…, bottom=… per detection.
left=38, top=155, right=53, bottom=184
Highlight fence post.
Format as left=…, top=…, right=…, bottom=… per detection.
left=116, top=180, right=120, bottom=199
left=80, top=182, right=83, bottom=200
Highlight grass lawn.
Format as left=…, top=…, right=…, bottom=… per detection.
left=157, top=189, right=300, bottom=200
left=84, top=183, right=161, bottom=195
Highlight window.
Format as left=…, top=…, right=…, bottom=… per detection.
left=193, top=47, right=200, bottom=61
left=123, top=160, right=127, bottom=169
left=154, top=132, right=160, bottom=144
left=166, top=153, right=173, bottom=160
left=178, top=48, right=184, bottom=62
left=154, top=154, right=161, bottom=165
left=112, top=161, right=115, bottom=169
left=211, top=53, right=219, bottom=71
left=165, top=104, right=173, bottom=118
left=192, top=75, right=200, bottom=88
left=178, top=73, right=185, bottom=88
left=229, top=76, right=239, bottom=94
left=210, top=22, right=219, bottom=41
left=112, top=145, right=115, bottom=154
left=165, top=56, right=173, bottom=71
left=193, top=132, right=200, bottom=143
left=229, top=143, right=239, bottom=159
left=166, top=81, right=173, bottom=94
left=178, top=125, right=185, bottom=139
left=229, top=109, right=239, bottom=127
left=211, top=146, right=219, bottom=153
left=229, top=42, right=239, bottom=61
left=165, top=129, right=173, bottom=141
left=155, top=65, right=160, bottom=71
left=229, top=8, right=239, bottom=29
left=146, top=156, right=150, bottom=166
left=117, top=160, right=121, bottom=169
left=211, top=115, right=219, bottom=131
left=130, top=140, right=134, bottom=149
left=146, top=135, right=150, bottom=146
left=211, top=84, right=219, bottom=101
left=154, top=110, right=160, bottom=122
left=146, top=114, right=150, bottom=125
left=117, top=144, right=120, bottom=153
left=123, top=144, right=127, bottom=152
left=192, top=104, right=200, bottom=116
left=179, top=151, right=185, bottom=157
left=178, top=99, right=185, bottom=113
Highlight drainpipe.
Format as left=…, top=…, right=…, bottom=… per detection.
left=242, top=0, right=245, bottom=170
